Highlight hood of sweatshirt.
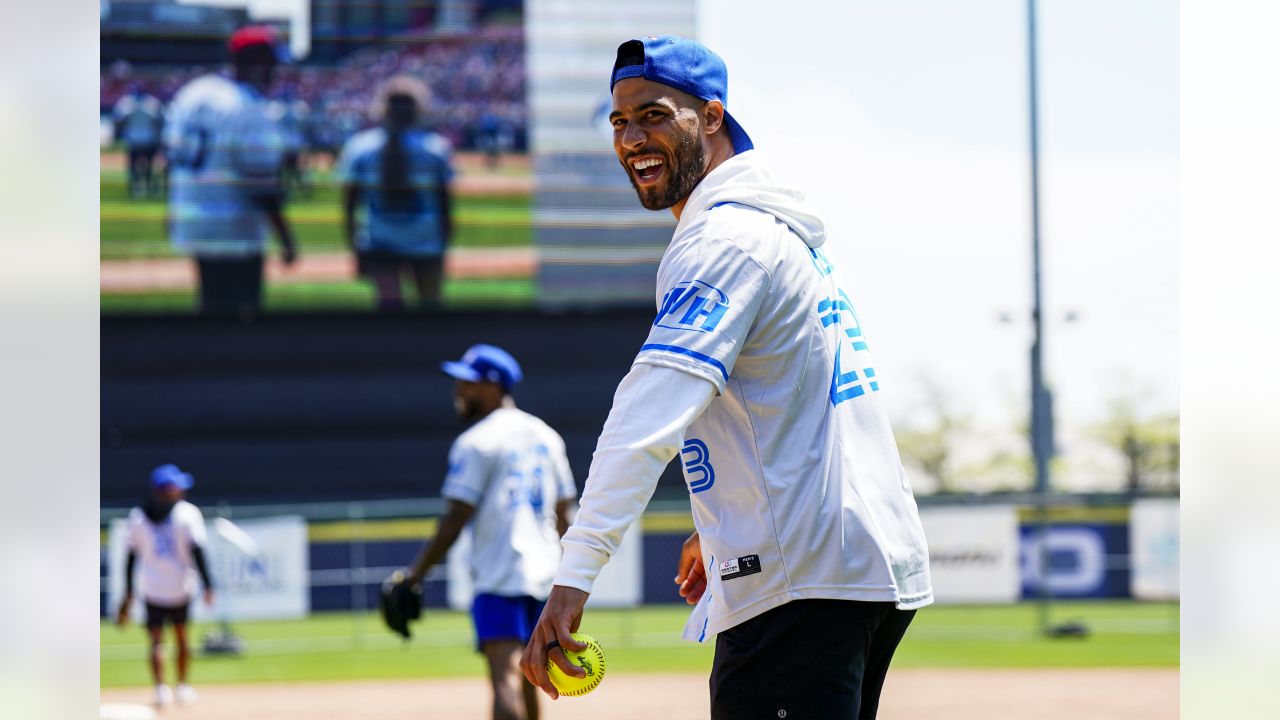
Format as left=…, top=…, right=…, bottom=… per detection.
left=673, top=151, right=827, bottom=249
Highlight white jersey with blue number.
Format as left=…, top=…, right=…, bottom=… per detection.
left=636, top=152, right=933, bottom=635
left=442, top=407, right=577, bottom=598
left=126, top=500, right=209, bottom=606
left=164, top=74, right=286, bottom=257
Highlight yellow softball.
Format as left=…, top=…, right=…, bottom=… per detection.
left=546, top=632, right=606, bottom=696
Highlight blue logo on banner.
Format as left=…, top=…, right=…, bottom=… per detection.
left=655, top=280, right=730, bottom=333
left=681, top=439, right=715, bottom=494
left=1019, top=524, right=1130, bottom=599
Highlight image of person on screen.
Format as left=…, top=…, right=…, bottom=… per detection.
left=112, top=83, right=164, bottom=199
left=337, top=75, right=455, bottom=312
left=163, top=25, right=299, bottom=319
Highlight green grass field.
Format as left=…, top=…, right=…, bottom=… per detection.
left=100, top=601, right=1178, bottom=688
left=100, top=170, right=532, bottom=261
left=100, top=162, right=535, bottom=312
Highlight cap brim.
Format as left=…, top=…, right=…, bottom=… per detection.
left=154, top=475, right=193, bottom=490
left=722, top=110, right=754, bottom=154
left=441, top=361, right=482, bottom=383
left=230, top=40, right=291, bottom=65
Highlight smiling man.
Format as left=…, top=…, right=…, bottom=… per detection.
left=520, top=36, right=933, bottom=719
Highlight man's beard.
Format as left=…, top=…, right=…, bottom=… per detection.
left=624, top=131, right=706, bottom=211
left=454, top=396, right=479, bottom=422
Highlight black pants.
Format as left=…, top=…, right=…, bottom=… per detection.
left=127, top=145, right=158, bottom=195
left=196, top=255, right=264, bottom=318
left=711, top=599, right=915, bottom=720
left=145, top=600, right=190, bottom=629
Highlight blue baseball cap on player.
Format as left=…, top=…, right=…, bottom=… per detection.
left=151, top=463, right=194, bottom=490
left=441, top=344, right=523, bottom=391
left=610, top=35, right=754, bottom=154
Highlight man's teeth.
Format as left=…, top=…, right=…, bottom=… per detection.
left=632, top=158, right=663, bottom=170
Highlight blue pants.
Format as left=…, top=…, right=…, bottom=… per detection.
left=470, top=593, right=545, bottom=651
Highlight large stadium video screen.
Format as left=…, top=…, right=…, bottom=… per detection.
left=102, top=0, right=659, bottom=317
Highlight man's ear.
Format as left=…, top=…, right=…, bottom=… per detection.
left=702, top=100, right=726, bottom=136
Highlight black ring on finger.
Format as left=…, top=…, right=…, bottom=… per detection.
left=544, top=640, right=561, bottom=651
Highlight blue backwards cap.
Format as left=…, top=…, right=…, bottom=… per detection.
left=151, top=464, right=194, bottom=490
left=610, top=35, right=753, bottom=154
left=441, top=344, right=523, bottom=391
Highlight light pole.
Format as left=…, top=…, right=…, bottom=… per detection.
left=1025, top=0, right=1085, bottom=639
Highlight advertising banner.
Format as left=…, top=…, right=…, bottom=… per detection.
left=1130, top=498, right=1179, bottom=600
left=919, top=506, right=1021, bottom=603
left=1019, top=508, right=1130, bottom=599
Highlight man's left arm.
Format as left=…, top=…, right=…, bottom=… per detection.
left=260, top=201, right=298, bottom=266
left=407, top=500, right=476, bottom=584
left=552, top=434, right=577, bottom=538
left=234, top=105, right=296, bottom=264
left=191, top=545, right=216, bottom=606
left=116, top=550, right=137, bottom=625
left=555, top=500, right=574, bottom=538
left=521, top=364, right=716, bottom=698
left=186, top=507, right=215, bottom=605
left=437, top=170, right=453, bottom=242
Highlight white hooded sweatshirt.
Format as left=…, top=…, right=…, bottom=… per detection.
left=554, top=151, right=933, bottom=639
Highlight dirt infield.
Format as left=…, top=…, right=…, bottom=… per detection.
left=100, top=150, right=533, bottom=195
left=100, top=248, right=535, bottom=292
left=100, top=669, right=1177, bottom=719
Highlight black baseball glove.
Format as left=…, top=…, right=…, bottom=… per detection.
left=380, top=570, right=423, bottom=639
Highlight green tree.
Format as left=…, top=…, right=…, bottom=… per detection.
left=895, top=377, right=970, bottom=493
left=1094, top=394, right=1179, bottom=492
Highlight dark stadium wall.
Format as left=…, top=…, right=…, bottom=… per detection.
left=101, top=310, right=687, bottom=507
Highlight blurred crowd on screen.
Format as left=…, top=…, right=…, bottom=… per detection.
left=101, top=28, right=526, bottom=156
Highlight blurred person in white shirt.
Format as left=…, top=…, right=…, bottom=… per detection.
left=116, top=464, right=215, bottom=708
left=400, top=345, right=577, bottom=720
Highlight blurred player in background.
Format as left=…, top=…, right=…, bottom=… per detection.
left=399, top=344, right=576, bottom=720
left=116, top=464, right=216, bottom=708
left=271, top=85, right=312, bottom=197
left=164, top=25, right=298, bottom=319
left=522, top=37, right=933, bottom=719
left=475, top=111, right=513, bottom=170
left=112, top=83, right=164, bottom=198
left=338, top=75, right=455, bottom=311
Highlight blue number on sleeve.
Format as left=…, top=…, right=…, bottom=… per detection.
left=681, top=439, right=715, bottom=494
left=171, top=126, right=210, bottom=171
left=819, top=289, right=880, bottom=405
left=808, top=247, right=835, bottom=277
